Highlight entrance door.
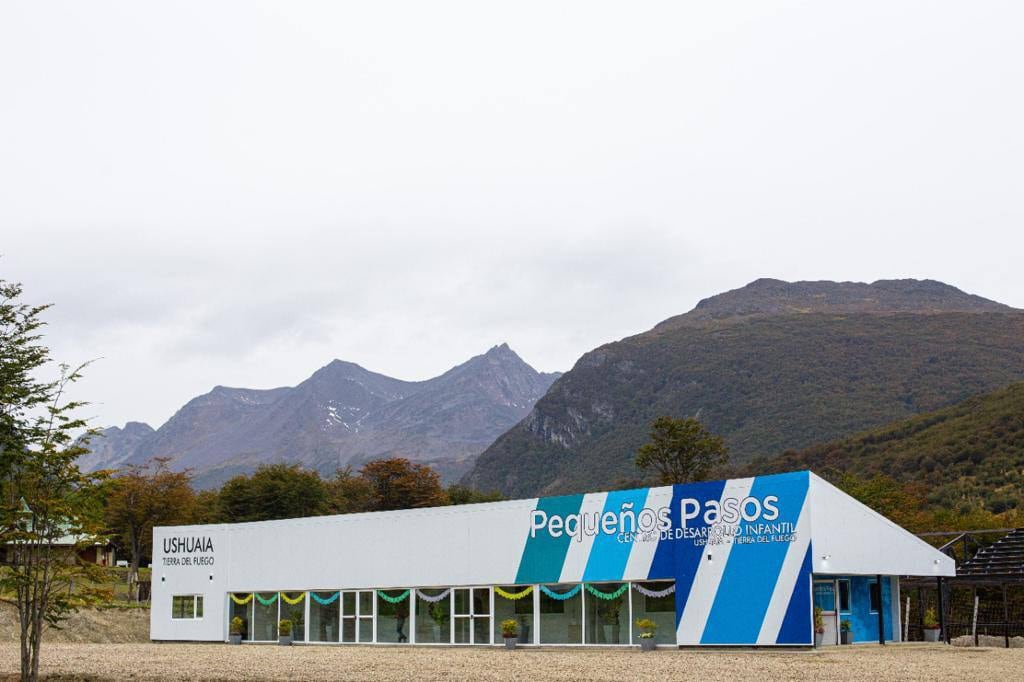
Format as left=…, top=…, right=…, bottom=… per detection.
left=341, top=590, right=374, bottom=643
left=813, top=581, right=839, bottom=646
left=453, top=588, right=492, bottom=644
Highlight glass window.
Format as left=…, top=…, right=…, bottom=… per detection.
left=376, top=590, right=410, bottom=643
left=359, top=591, right=374, bottom=642
left=229, top=595, right=252, bottom=640
left=584, top=583, right=628, bottom=645
left=280, top=593, right=306, bottom=642
left=538, top=584, right=582, bottom=644
left=631, top=582, right=675, bottom=645
left=309, top=592, right=340, bottom=643
left=252, top=593, right=279, bottom=641
left=869, top=580, right=881, bottom=613
left=494, top=586, right=534, bottom=645
left=838, top=580, right=851, bottom=613
left=171, top=595, right=201, bottom=619
left=813, top=582, right=836, bottom=612
left=416, top=589, right=451, bottom=644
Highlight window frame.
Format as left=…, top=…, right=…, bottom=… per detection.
left=171, top=594, right=204, bottom=620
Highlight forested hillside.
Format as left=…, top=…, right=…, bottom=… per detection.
left=751, top=381, right=1024, bottom=514
left=464, top=279, right=1024, bottom=497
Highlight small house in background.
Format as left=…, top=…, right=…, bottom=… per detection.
left=0, top=535, right=116, bottom=566
left=0, top=498, right=115, bottom=567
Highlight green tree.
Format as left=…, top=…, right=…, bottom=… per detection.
left=102, top=457, right=196, bottom=601
left=445, top=484, right=503, bottom=505
left=0, top=278, right=106, bottom=682
left=635, top=416, right=729, bottom=485
left=217, top=463, right=329, bottom=522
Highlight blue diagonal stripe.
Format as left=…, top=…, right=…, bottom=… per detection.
left=582, top=488, right=649, bottom=582
left=514, top=494, right=585, bottom=584
left=700, top=471, right=810, bottom=644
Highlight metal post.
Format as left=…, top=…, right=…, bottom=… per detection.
left=936, top=577, right=946, bottom=644
left=917, top=586, right=924, bottom=640
left=876, top=575, right=886, bottom=645
left=972, top=587, right=978, bottom=647
left=1003, top=582, right=1010, bottom=649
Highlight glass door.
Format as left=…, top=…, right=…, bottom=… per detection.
left=341, top=590, right=375, bottom=643
left=813, top=580, right=839, bottom=646
left=453, top=588, right=491, bottom=644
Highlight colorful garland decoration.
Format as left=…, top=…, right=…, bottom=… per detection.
left=539, top=585, right=582, bottom=601
left=377, top=589, right=410, bottom=604
left=311, top=591, right=340, bottom=606
left=632, top=583, right=675, bottom=599
left=280, top=592, right=305, bottom=605
left=230, top=593, right=253, bottom=605
left=494, top=586, right=534, bottom=601
left=416, top=588, right=451, bottom=603
left=585, top=583, right=629, bottom=600
left=255, top=592, right=279, bottom=606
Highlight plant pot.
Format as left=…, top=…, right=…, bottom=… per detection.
left=814, top=631, right=823, bottom=647
left=923, top=628, right=941, bottom=642
left=278, top=635, right=293, bottom=646
left=504, top=636, right=517, bottom=650
left=840, top=631, right=853, bottom=645
left=229, top=634, right=242, bottom=645
left=640, top=637, right=657, bottom=652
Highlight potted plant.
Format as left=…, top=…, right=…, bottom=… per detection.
left=813, top=607, right=824, bottom=647
left=518, top=615, right=531, bottom=643
left=278, top=619, right=293, bottom=646
left=602, top=603, right=621, bottom=644
left=429, top=602, right=448, bottom=642
left=840, top=620, right=853, bottom=645
left=229, top=616, right=245, bottom=645
left=501, top=618, right=519, bottom=649
left=636, top=618, right=657, bottom=651
left=922, top=607, right=941, bottom=642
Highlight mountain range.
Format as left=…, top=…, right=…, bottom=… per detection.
left=80, top=344, right=559, bottom=489
left=463, top=279, right=1024, bottom=497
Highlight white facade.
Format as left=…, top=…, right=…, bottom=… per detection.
left=151, top=470, right=953, bottom=644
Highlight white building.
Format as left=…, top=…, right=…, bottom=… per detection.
left=151, top=470, right=953, bottom=646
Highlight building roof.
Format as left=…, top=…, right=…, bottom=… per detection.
left=957, top=528, right=1024, bottom=578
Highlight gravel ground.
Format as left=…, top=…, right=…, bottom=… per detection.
left=0, top=643, right=1019, bottom=681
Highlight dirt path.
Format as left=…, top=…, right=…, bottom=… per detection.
left=0, top=642, right=1019, bottom=681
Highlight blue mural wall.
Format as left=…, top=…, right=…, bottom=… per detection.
left=838, top=576, right=892, bottom=642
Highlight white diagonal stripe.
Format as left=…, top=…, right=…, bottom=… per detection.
left=558, top=492, right=607, bottom=583
left=623, top=486, right=673, bottom=580
left=756, top=501, right=811, bottom=644
left=676, top=477, right=755, bottom=645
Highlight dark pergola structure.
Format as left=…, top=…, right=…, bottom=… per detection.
left=903, top=528, right=1024, bottom=647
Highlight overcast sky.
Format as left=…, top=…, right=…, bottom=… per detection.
left=2, top=1, right=1022, bottom=430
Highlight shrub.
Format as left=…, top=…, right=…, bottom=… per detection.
left=501, top=619, right=518, bottom=637
left=279, top=619, right=293, bottom=637
left=635, top=618, right=657, bottom=639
